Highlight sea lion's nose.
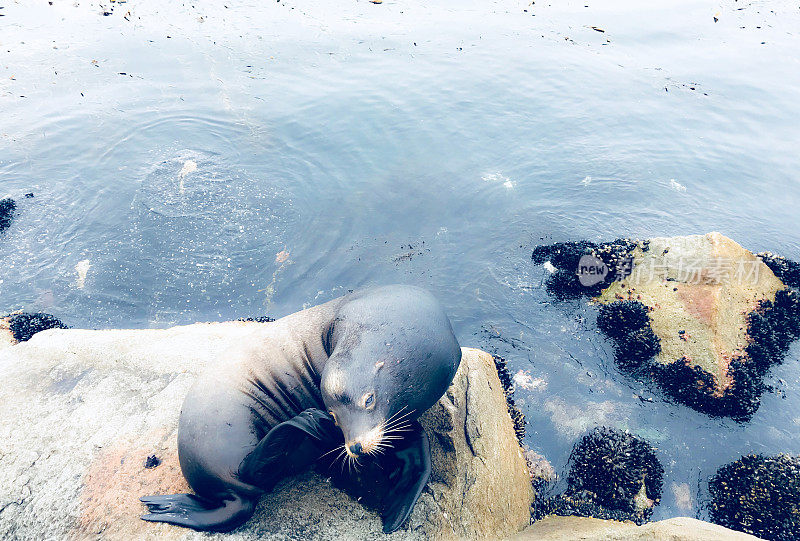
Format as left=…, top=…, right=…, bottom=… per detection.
left=348, top=442, right=363, bottom=455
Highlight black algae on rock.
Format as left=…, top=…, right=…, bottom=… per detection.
left=492, top=354, right=526, bottom=445
left=534, top=427, right=663, bottom=525
left=7, top=312, right=69, bottom=342
left=758, top=252, right=800, bottom=290
left=597, top=290, right=800, bottom=422
left=596, top=301, right=661, bottom=372
left=532, top=493, right=643, bottom=524
left=565, top=427, right=663, bottom=521
left=531, top=239, right=640, bottom=300
left=0, top=198, right=16, bottom=233
left=708, top=454, right=800, bottom=541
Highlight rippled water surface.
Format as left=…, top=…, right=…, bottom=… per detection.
left=2, top=0, right=800, bottom=521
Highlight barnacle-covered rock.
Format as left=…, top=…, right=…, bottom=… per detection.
left=534, top=427, right=663, bottom=525
left=534, top=232, right=800, bottom=420
left=708, top=454, right=800, bottom=541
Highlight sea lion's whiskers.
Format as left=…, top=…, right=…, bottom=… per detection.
left=384, top=407, right=413, bottom=427
left=383, top=422, right=412, bottom=432
left=382, top=406, right=410, bottom=429
left=383, top=421, right=412, bottom=435
left=384, top=412, right=414, bottom=430
left=318, top=444, right=345, bottom=461
left=338, top=449, right=350, bottom=475
left=382, top=418, right=413, bottom=435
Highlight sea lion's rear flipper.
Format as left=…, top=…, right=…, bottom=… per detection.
left=140, top=492, right=256, bottom=532
left=239, top=408, right=343, bottom=490
left=380, top=421, right=431, bottom=534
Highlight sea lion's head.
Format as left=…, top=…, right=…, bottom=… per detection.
left=320, top=287, right=461, bottom=459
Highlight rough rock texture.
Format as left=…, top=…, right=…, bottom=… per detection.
left=593, top=232, right=800, bottom=419
left=708, top=454, right=800, bottom=541
left=597, top=232, right=785, bottom=383
left=0, top=323, right=532, bottom=541
left=564, top=427, right=663, bottom=524
left=513, top=516, right=762, bottom=541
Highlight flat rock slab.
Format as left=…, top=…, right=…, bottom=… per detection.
left=513, top=516, right=762, bottom=541
left=0, top=323, right=531, bottom=540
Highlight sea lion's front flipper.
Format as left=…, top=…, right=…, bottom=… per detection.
left=380, top=421, right=431, bottom=534
left=239, top=408, right=343, bottom=490
left=140, top=492, right=256, bottom=532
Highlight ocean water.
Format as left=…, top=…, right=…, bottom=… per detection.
left=2, top=0, right=799, bottom=521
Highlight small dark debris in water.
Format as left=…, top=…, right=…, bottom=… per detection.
left=0, top=198, right=16, bottom=233
left=7, top=312, right=69, bottom=342
left=534, top=427, right=663, bottom=525
left=24, top=192, right=34, bottom=198
left=144, top=455, right=161, bottom=469
left=238, top=316, right=276, bottom=323
left=590, top=26, right=604, bottom=32
left=491, top=354, right=526, bottom=445
left=708, top=454, right=800, bottom=540
left=393, top=244, right=430, bottom=263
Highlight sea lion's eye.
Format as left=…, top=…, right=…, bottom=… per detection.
left=363, top=393, right=375, bottom=409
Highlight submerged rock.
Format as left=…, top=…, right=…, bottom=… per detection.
left=0, top=197, right=16, bottom=233
left=534, top=232, right=800, bottom=420
left=0, top=323, right=531, bottom=540
left=708, top=454, right=800, bottom=541
left=534, top=427, right=663, bottom=525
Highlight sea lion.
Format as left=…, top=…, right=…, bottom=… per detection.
left=141, top=284, right=462, bottom=534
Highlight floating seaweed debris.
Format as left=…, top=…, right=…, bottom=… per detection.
left=492, top=354, right=526, bottom=445
left=6, top=312, right=69, bottom=342
left=531, top=239, right=640, bottom=300
left=708, top=454, right=800, bottom=541
left=533, top=427, right=663, bottom=525
left=0, top=197, right=16, bottom=233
